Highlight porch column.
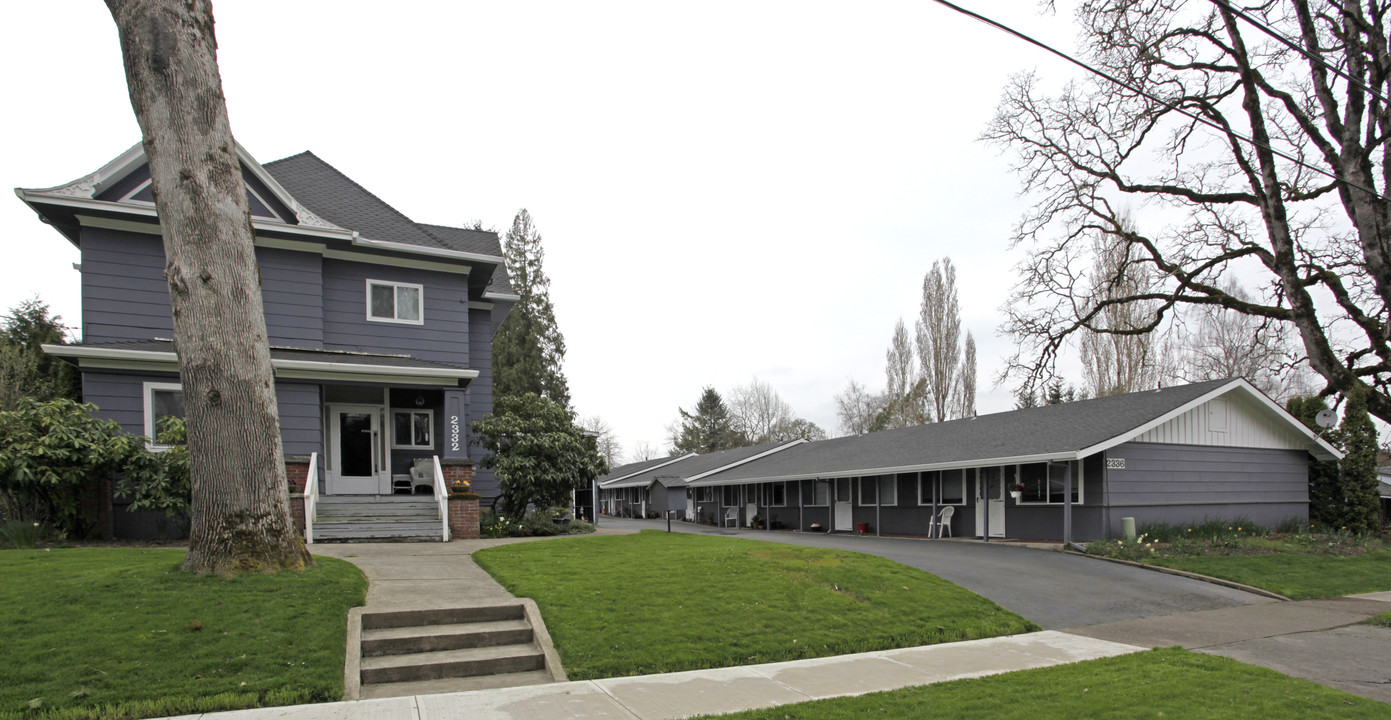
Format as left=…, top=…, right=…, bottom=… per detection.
left=980, top=468, right=989, bottom=543
left=1062, top=460, right=1074, bottom=547
left=442, top=390, right=468, bottom=460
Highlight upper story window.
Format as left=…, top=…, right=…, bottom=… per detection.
left=367, top=280, right=423, bottom=325
left=143, top=381, right=185, bottom=449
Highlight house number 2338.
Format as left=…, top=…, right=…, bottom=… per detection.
left=449, top=415, right=461, bottom=452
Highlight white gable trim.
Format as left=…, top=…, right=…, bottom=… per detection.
left=599, top=453, right=697, bottom=488
left=1074, top=378, right=1342, bottom=461
left=683, top=439, right=809, bottom=484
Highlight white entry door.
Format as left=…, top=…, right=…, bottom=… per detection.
left=329, top=404, right=383, bottom=495
left=686, top=493, right=695, bottom=521
left=975, top=467, right=1006, bottom=538
left=834, top=478, right=853, bottom=531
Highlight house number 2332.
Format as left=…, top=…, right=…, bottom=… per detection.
left=449, top=415, right=461, bottom=452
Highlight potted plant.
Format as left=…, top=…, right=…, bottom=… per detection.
left=1008, top=482, right=1026, bottom=501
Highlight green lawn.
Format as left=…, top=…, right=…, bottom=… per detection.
left=472, top=530, right=1037, bottom=680
left=0, top=548, right=366, bottom=720
left=695, top=647, right=1390, bottom=719
left=1148, top=549, right=1391, bottom=599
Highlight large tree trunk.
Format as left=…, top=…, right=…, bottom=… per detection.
left=106, top=0, right=310, bottom=575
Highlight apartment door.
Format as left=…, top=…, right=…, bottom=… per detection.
left=328, top=404, right=383, bottom=495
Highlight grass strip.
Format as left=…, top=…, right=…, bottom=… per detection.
left=0, top=548, right=366, bottom=720
left=473, top=530, right=1036, bottom=680
left=694, top=647, right=1389, bottom=719
left=1147, top=550, right=1391, bottom=599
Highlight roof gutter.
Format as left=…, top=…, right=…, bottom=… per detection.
left=41, top=344, right=477, bottom=383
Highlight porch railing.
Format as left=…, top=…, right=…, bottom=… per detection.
left=303, top=451, right=319, bottom=544
left=432, top=455, right=451, bottom=542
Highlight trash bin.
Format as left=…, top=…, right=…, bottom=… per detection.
left=856, top=522, right=869, bottom=534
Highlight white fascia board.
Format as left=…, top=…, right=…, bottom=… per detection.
left=1073, top=378, right=1344, bottom=461
left=19, top=142, right=146, bottom=199
left=599, top=453, right=697, bottom=487
left=682, top=440, right=809, bottom=484
left=43, top=344, right=477, bottom=384
left=353, top=236, right=504, bottom=264
left=483, top=292, right=522, bottom=302
left=685, top=450, right=1081, bottom=487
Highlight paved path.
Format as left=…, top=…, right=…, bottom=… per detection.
left=596, top=517, right=1272, bottom=628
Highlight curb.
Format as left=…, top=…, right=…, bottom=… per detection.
left=1064, top=550, right=1291, bottom=601
left=343, top=606, right=364, bottom=700
left=519, top=597, right=568, bottom=682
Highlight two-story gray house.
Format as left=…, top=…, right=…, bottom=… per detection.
left=17, top=142, right=513, bottom=539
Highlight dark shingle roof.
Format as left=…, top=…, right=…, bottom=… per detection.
left=597, top=455, right=690, bottom=485
left=604, top=441, right=803, bottom=489
left=263, top=153, right=503, bottom=261
left=693, top=380, right=1247, bottom=485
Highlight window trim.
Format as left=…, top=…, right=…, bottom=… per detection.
left=142, top=381, right=184, bottom=449
left=806, top=480, right=830, bottom=507
left=365, top=279, right=425, bottom=325
left=858, top=476, right=877, bottom=505
left=390, top=408, right=434, bottom=450
left=919, top=469, right=968, bottom=506
left=1013, top=462, right=1085, bottom=505
left=880, top=475, right=898, bottom=506
left=768, top=482, right=787, bottom=507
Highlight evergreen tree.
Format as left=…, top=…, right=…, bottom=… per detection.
left=492, top=209, right=570, bottom=407
left=671, top=387, right=745, bottom=454
left=1286, top=395, right=1343, bottom=530
left=1336, top=386, right=1380, bottom=534
left=0, top=298, right=80, bottom=411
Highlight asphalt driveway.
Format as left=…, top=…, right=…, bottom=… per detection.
left=596, top=517, right=1273, bottom=629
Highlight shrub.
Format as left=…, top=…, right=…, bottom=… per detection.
left=0, top=519, right=42, bottom=548
left=481, top=507, right=595, bottom=538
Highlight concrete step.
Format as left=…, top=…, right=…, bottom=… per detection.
left=312, top=524, right=443, bottom=542
left=362, top=605, right=525, bottom=630
left=315, top=512, right=438, bottom=523
left=359, top=669, right=555, bottom=699
left=360, top=643, right=545, bottom=685
left=362, top=619, right=533, bottom=657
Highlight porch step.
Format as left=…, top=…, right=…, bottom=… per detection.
left=357, top=605, right=555, bottom=697
left=311, top=497, right=442, bottom=542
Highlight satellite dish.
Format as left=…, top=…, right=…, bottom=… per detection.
left=1314, top=409, right=1337, bottom=429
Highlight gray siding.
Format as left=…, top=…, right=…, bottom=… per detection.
left=1102, top=442, right=1309, bottom=534
left=83, top=370, right=166, bottom=434
left=467, top=306, right=497, bottom=498
left=321, top=259, right=469, bottom=363
left=277, top=382, right=322, bottom=457
left=80, top=227, right=325, bottom=345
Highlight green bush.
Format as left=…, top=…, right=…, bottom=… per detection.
left=481, top=507, right=594, bottom=538
left=0, top=520, right=42, bottom=549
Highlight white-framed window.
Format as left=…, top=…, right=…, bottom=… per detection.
left=699, top=487, right=715, bottom=502
left=858, top=476, right=877, bottom=505
left=1015, top=462, right=1082, bottom=505
left=390, top=409, right=433, bottom=450
left=366, top=279, right=424, bottom=325
left=806, top=480, right=830, bottom=506
left=722, top=485, right=738, bottom=505
left=919, top=469, right=968, bottom=506
left=880, top=475, right=898, bottom=506
left=768, top=482, right=786, bottom=506
left=142, top=381, right=185, bottom=449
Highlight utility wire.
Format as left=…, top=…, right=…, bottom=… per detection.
left=930, top=0, right=1385, bottom=201
left=1208, top=0, right=1391, bottom=107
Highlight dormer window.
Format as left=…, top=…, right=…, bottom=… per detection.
left=366, top=280, right=423, bottom=325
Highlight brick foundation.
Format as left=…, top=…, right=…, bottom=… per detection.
left=285, top=456, right=311, bottom=537
left=448, top=495, right=481, bottom=539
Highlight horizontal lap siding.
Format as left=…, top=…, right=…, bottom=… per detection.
left=468, top=307, right=495, bottom=498
left=1104, top=442, right=1309, bottom=533
left=82, top=370, right=161, bottom=434
left=80, top=228, right=325, bottom=345
left=321, top=259, right=469, bottom=364
left=276, top=383, right=321, bottom=457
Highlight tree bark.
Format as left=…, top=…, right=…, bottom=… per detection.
left=105, top=0, right=310, bottom=575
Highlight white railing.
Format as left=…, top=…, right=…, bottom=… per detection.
left=433, top=455, right=451, bottom=542
left=303, top=452, right=319, bottom=544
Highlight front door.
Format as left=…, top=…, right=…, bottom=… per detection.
left=975, top=467, right=1006, bottom=538
left=686, top=492, right=695, bottom=521
left=834, top=477, right=853, bottom=531
left=329, top=404, right=382, bottom=495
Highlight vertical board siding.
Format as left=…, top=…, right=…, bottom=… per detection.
left=321, top=259, right=470, bottom=363
left=1133, top=392, right=1308, bottom=450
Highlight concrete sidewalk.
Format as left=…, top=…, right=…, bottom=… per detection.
left=176, top=631, right=1145, bottom=720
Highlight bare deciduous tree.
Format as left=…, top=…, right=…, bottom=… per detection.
left=580, top=415, right=622, bottom=468
left=1179, top=280, right=1311, bottom=401
left=833, top=378, right=883, bottom=436
left=916, top=258, right=962, bottom=421
left=953, top=331, right=977, bottom=418
left=987, top=0, right=1391, bottom=422
left=1077, top=221, right=1168, bottom=397
left=106, top=0, right=308, bottom=574
left=727, top=378, right=798, bottom=444
left=630, top=440, right=662, bottom=463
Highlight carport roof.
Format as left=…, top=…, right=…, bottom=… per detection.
left=688, top=378, right=1341, bottom=486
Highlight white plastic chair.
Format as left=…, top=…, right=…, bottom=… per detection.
left=723, top=507, right=739, bottom=527
left=934, top=506, right=954, bottom=538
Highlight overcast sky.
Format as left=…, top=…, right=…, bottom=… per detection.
left=1, top=2, right=1085, bottom=461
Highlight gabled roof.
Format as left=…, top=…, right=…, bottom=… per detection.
left=602, top=440, right=806, bottom=489
left=597, top=454, right=696, bottom=486
left=690, top=379, right=1342, bottom=487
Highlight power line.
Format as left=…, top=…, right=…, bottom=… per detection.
left=930, top=0, right=1384, bottom=201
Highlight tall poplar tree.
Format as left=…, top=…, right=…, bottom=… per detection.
left=493, top=209, right=570, bottom=407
